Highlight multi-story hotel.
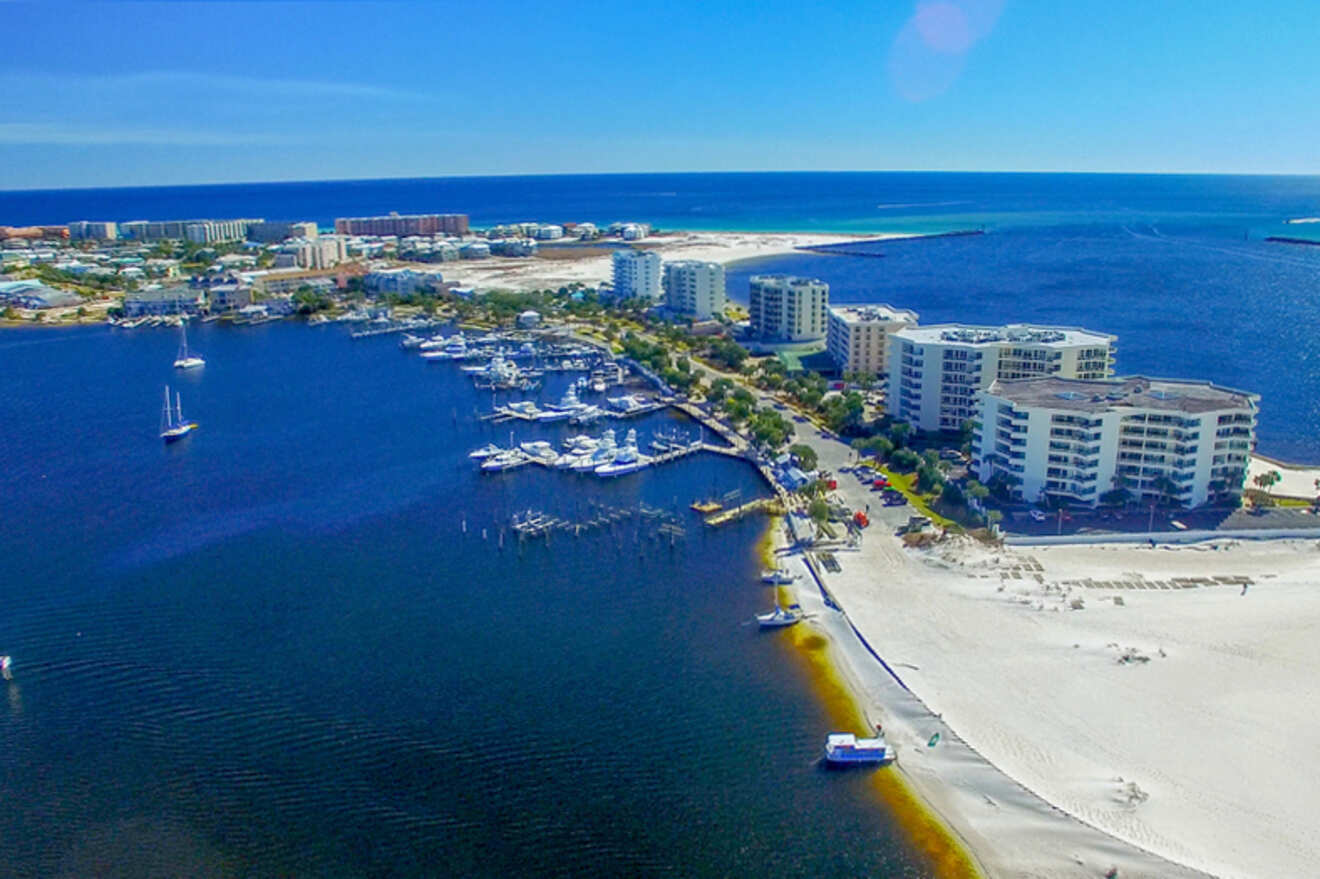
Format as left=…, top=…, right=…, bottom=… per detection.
left=887, top=324, right=1116, bottom=432
left=67, top=220, right=118, bottom=240
left=972, top=375, right=1258, bottom=508
left=826, top=304, right=918, bottom=376
left=334, top=213, right=469, bottom=237
left=662, top=260, right=725, bottom=319
left=611, top=249, right=662, bottom=300
left=118, top=218, right=263, bottom=243
left=247, top=221, right=319, bottom=243
left=748, top=275, right=828, bottom=342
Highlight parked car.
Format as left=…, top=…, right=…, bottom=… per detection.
left=1029, top=509, right=1048, bottom=522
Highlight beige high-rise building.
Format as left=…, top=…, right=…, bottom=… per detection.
left=748, top=275, right=828, bottom=342
left=826, top=304, right=918, bottom=376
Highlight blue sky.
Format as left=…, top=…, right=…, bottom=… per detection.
left=1, top=0, right=1316, bottom=188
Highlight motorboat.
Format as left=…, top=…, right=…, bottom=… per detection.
left=824, top=733, right=893, bottom=766
left=596, top=429, right=644, bottom=477
left=519, top=440, right=556, bottom=458
left=399, top=333, right=425, bottom=349
left=481, top=451, right=529, bottom=472
left=468, top=443, right=503, bottom=459
left=761, top=568, right=798, bottom=585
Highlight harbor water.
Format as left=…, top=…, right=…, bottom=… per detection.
left=0, top=323, right=933, bottom=877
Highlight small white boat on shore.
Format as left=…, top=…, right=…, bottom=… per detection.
left=756, top=604, right=804, bottom=628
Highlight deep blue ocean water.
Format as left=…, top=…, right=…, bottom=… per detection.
left=0, top=323, right=931, bottom=878
left=4, top=171, right=1320, bottom=459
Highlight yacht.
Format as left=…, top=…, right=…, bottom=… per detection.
left=159, top=386, right=198, bottom=443
left=398, top=333, right=424, bottom=350
left=518, top=440, right=556, bottom=458
left=571, top=429, right=616, bottom=472
left=761, top=568, right=798, bottom=585
left=596, top=429, right=645, bottom=477
left=468, top=443, right=503, bottom=459
left=824, top=733, right=893, bottom=766
left=172, top=323, right=205, bottom=369
left=481, top=451, right=529, bottom=472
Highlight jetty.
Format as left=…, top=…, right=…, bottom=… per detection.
left=795, top=229, right=984, bottom=257
left=704, top=496, right=784, bottom=527
left=509, top=503, right=686, bottom=541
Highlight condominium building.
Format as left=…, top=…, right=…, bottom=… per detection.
left=662, top=260, right=726, bottom=319
left=67, top=220, right=118, bottom=240
left=248, top=221, right=319, bottom=243
left=118, top=218, right=263, bottom=243
left=334, top=213, right=469, bottom=237
left=826, top=304, right=918, bottom=376
left=972, top=375, right=1258, bottom=508
left=363, top=267, right=448, bottom=297
left=887, top=324, right=1116, bottom=432
left=611, top=249, right=662, bottom=300
left=294, top=235, right=348, bottom=270
left=748, top=275, right=828, bottom=342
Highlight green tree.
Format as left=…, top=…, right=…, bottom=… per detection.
left=808, top=497, right=830, bottom=525
left=789, top=444, right=818, bottom=471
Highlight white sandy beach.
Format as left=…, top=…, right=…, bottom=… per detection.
left=788, top=519, right=1320, bottom=878
left=399, top=231, right=885, bottom=292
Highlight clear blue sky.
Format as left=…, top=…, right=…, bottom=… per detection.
left=2, top=0, right=1316, bottom=189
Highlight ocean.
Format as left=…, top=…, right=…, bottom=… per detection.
left=0, top=324, right=931, bottom=878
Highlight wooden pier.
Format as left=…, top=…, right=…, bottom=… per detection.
left=704, top=497, right=784, bottom=527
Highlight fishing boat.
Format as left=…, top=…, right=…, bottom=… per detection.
left=159, top=386, right=198, bottom=443
left=761, top=568, right=798, bottom=585
left=571, top=429, right=616, bottom=472
left=824, top=732, right=893, bottom=766
left=596, top=429, right=646, bottom=477
left=172, top=323, right=205, bottom=369
left=481, top=451, right=530, bottom=472
left=756, top=604, right=804, bottom=628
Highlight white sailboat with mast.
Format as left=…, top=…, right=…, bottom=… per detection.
left=159, top=386, right=199, bottom=443
left=173, top=321, right=205, bottom=369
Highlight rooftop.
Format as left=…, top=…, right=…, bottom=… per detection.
left=985, top=375, right=1259, bottom=414
left=829, top=303, right=918, bottom=324
left=894, top=322, right=1114, bottom=347
left=750, top=274, right=828, bottom=288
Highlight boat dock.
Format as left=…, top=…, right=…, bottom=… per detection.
left=350, top=320, right=443, bottom=339
left=509, top=503, right=686, bottom=541
left=704, top=497, right=784, bottom=527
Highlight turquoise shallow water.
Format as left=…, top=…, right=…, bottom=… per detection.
left=0, top=323, right=932, bottom=877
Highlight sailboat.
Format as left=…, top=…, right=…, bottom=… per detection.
left=159, top=386, right=199, bottom=443
left=173, top=322, right=205, bottom=369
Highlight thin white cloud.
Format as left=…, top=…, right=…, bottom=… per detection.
left=0, top=122, right=295, bottom=146
left=0, top=70, right=434, bottom=102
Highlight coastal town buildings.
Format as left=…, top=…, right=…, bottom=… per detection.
left=888, top=324, right=1116, bottom=432
left=611, top=249, right=662, bottom=300
left=748, top=275, right=829, bottom=342
left=0, top=225, right=69, bottom=240
left=67, top=221, right=118, bottom=240
left=248, top=221, right=318, bottom=243
left=363, top=267, right=448, bottom=297
left=334, top=213, right=469, bottom=237
left=826, top=304, right=918, bottom=376
left=122, top=285, right=205, bottom=317
left=662, top=260, right=726, bottom=319
left=972, top=375, right=1258, bottom=508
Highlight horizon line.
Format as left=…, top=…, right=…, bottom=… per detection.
left=4, top=167, right=1320, bottom=195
